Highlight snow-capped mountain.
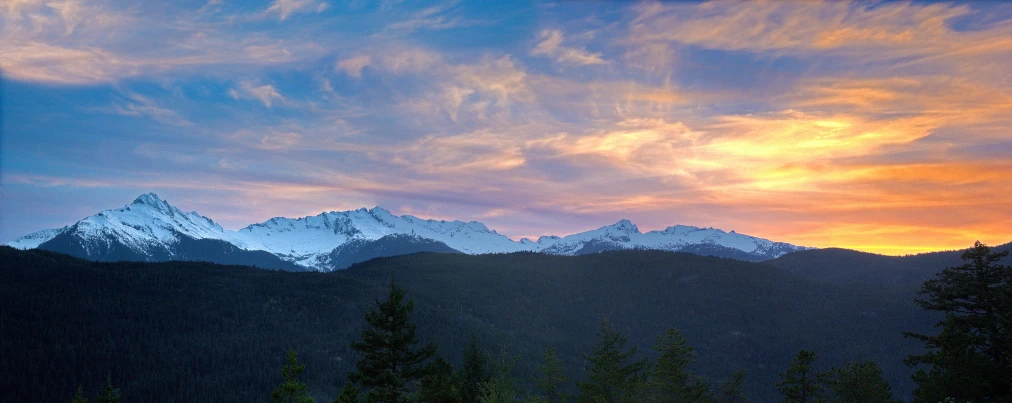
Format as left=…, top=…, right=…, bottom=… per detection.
left=8, top=226, right=69, bottom=249
left=7, top=193, right=812, bottom=271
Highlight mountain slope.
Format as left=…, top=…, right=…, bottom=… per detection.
left=7, top=226, right=68, bottom=249
left=0, top=247, right=933, bottom=402
left=10, top=193, right=811, bottom=270
left=322, top=234, right=462, bottom=269
left=37, top=228, right=305, bottom=271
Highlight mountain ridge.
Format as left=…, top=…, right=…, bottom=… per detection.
left=8, top=192, right=812, bottom=270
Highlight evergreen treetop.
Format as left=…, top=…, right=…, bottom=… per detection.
left=576, top=319, right=648, bottom=403
left=777, top=350, right=826, bottom=403
left=535, top=346, right=568, bottom=403
left=823, top=360, right=894, bottom=403
left=349, top=281, right=436, bottom=403
left=272, top=348, right=315, bottom=403
left=95, top=376, right=121, bottom=403
left=71, top=385, right=88, bottom=403
left=719, top=370, right=750, bottom=403
left=644, top=328, right=714, bottom=403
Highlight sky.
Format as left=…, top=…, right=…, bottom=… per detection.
left=2, top=0, right=1011, bottom=255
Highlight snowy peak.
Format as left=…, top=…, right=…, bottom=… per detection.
left=7, top=227, right=69, bottom=250
left=601, top=219, right=640, bottom=235
left=132, top=192, right=169, bottom=208
left=57, top=194, right=230, bottom=256
left=7, top=193, right=813, bottom=271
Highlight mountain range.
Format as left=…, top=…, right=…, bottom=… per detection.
left=7, top=192, right=811, bottom=271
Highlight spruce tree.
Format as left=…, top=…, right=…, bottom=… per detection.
left=458, top=334, right=491, bottom=403
left=272, top=348, right=315, bottom=403
left=823, top=360, right=894, bottom=403
left=719, top=370, right=749, bottom=403
left=576, top=320, right=648, bottom=403
left=776, top=350, right=825, bottom=403
left=349, top=282, right=436, bottom=403
left=71, top=385, right=88, bottom=403
left=535, top=346, right=568, bottom=403
left=904, top=241, right=1012, bottom=403
left=644, top=328, right=714, bottom=403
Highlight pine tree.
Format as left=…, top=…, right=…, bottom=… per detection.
left=535, top=346, right=568, bottom=403
left=904, top=241, right=1012, bottom=403
left=349, top=282, right=436, bottom=403
left=643, top=328, right=714, bottom=403
left=272, top=348, right=315, bottom=403
left=333, top=384, right=361, bottom=403
left=576, top=320, right=648, bottom=403
left=776, top=350, right=825, bottom=403
left=458, top=334, right=491, bottom=403
left=718, top=370, right=749, bottom=403
left=71, top=385, right=88, bottom=403
left=415, top=357, right=457, bottom=403
left=95, top=376, right=120, bottom=403
left=823, top=360, right=894, bottom=403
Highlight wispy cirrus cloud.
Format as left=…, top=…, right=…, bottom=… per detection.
left=263, top=0, right=329, bottom=21
left=229, top=80, right=287, bottom=108
left=531, top=29, right=607, bottom=66
left=335, top=55, right=372, bottom=77
left=111, top=93, right=193, bottom=127
left=0, top=0, right=329, bottom=84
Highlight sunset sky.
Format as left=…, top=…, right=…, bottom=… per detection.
left=2, top=0, right=1011, bottom=254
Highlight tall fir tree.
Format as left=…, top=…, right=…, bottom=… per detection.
left=823, top=360, right=894, bottom=403
left=576, top=320, right=648, bottom=403
left=904, top=241, right=1012, bottom=403
left=534, top=346, right=568, bottom=403
left=458, top=334, right=491, bottom=403
left=718, top=370, right=750, bottom=403
left=71, top=385, right=88, bottom=403
left=272, top=348, right=315, bottom=403
left=776, top=350, right=826, bottom=403
left=643, top=328, right=714, bottom=403
left=349, top=282, right=436, bottom=403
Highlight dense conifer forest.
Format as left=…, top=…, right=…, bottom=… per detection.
left=1, top=243, right=1009, bottom=402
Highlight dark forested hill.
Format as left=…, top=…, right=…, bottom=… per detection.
left=768, top=242, right=1012, bottom=293
left=0, top=246, right=938, bottom=402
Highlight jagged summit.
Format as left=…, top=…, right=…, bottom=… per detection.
left=133, top=192, right=167, bottom=206
left=7, top=193, right=812, bottom=271
left=601, top=219, right=640, bottom=234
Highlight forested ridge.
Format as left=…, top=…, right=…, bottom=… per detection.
left=1, top=244, right=1005, bottom=402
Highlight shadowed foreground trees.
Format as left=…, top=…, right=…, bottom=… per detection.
left=904, top=241, right=1012, bottom=403
left=329, top=283, right=902, bottom=403
left=6, top=244, right=999, bottom=402
left=8, top=246, right=939, bottom=402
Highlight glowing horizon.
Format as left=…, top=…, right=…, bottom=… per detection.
left=2, top=0, right=1011, bottom=256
